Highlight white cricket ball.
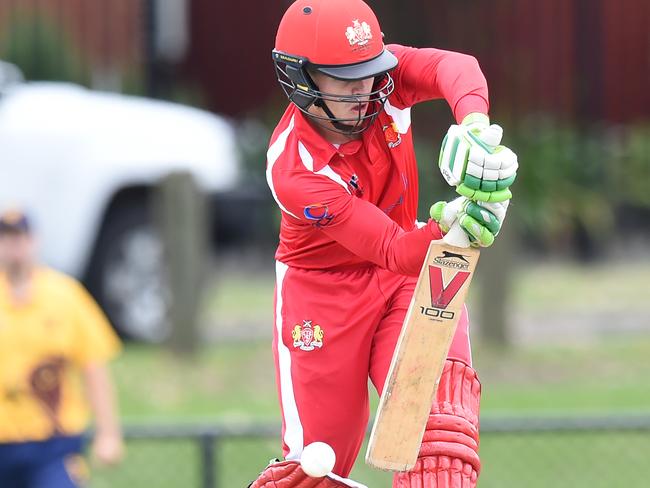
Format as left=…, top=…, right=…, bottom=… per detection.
left=300, top=442, right=336, bottom=478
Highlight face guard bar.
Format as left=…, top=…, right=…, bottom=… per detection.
left=273, top=51, right=395, bottom=135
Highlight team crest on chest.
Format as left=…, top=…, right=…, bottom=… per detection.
left=383, top=122, right=402, bottom=148
left=292, top=320, right=324, bottom=351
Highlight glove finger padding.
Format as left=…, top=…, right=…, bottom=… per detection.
left=457, top=214, right=494, bottom=247
left=430, top=198, right=508, bottom=247
left=429, top=197, right=467, bottom=233
left=438, top=118, right=518, bottom=204
left=248, top=460, right=367, bottom=488
left=456, top=183, right=512, bottom=203
left=463, top=143, right=516, bottom=188
left=459, top=200, right=508, bottom=247
left=463, top=202, right=500, bottom=235
left=393, top=361, right=481, bottom=488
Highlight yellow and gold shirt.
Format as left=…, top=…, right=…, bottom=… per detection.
left=0, top=267, right=121, bottom=442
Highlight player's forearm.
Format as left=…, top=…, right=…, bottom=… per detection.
left=322, top=198, right=443, bottom=276
left=385, top=220, right=444, bottom=275
left=434, top=51, right=489, bottom=122
left=82, top=363, right=122, bottom=437
left=389, top=44, right=489, bottom=121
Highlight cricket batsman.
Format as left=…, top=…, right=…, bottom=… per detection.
left=250, top=0, right=517, bottom=486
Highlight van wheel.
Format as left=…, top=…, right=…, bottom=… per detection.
left=85, top=202, right=171, bottom=342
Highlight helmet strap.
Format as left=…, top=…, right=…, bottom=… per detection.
left=313, top=98, right=361, bottom=134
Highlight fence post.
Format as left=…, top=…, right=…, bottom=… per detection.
left=199, top=433, right=217, bottom=488
left=156, top=171, right=208, bottom=354
left=477, top=214, right=516, bottom=347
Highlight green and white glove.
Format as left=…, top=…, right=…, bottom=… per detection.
left=430, top=196, right=509, bottom=247
left=438, top=113, right=518, bottom=203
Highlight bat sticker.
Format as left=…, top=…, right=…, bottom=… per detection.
left=428, top=266, right=470, bottom=309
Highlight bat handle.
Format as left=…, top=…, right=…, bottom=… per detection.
left=442, top=220, right=471, bottom=248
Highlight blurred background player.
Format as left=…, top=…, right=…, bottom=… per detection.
left=0, top=209, right=124, bottom=488
left=250, top=0, right=517, bottom=487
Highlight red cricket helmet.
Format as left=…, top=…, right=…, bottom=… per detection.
left=273, top=0, right=398, bottom=134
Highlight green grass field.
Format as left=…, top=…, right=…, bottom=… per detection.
left=111, top=338, right=650, bottom=422
left=92, top=258, right=650, bottom=487
left=92, top=337, right=650, bottom=487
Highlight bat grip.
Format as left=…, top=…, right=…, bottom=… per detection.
left=442, top=220, right=471, bottom=248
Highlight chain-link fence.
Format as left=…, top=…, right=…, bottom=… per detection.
left=90, top=415, right=650, bottom=488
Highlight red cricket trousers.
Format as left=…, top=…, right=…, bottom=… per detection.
left=272, top=261, right=472, bottom=477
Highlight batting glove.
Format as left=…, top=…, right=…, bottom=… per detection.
left=438, top=113, right=518, bottom=203
left=430, top=196, right=509, bottom=247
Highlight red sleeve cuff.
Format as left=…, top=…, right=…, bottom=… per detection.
left=454, top=94, right=490, bottom=124
left=428, top=219, right=444, bottom=240
left=384, top=219, right=445, bottom=276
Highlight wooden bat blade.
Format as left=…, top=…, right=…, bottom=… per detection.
left=366, top=239, right=480, bottom=471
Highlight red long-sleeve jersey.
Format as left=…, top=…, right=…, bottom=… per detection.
left=266, top=44, right=489, bottom=276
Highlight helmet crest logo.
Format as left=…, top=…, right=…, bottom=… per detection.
left=345, top=19, right=373, bottom=48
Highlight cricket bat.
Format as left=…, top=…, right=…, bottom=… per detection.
left=366, top=222, right=480, bottom=471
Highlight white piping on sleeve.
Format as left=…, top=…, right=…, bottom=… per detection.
left=315, top=165, right=350, bottom=193
left=299, top=142, right=350, bottom=194
left=298, top=141, right=314, bottom=171
left=266, top=116, right=300, bottom=219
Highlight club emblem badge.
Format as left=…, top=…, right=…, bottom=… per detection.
left=383, top=122, right=402, bottom=148
left=292, top=320, right=324, bottom=351
left=345, top=19, right=372, bottom=48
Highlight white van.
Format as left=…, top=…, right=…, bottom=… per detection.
left=0, top=61, right=242, bottom=342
